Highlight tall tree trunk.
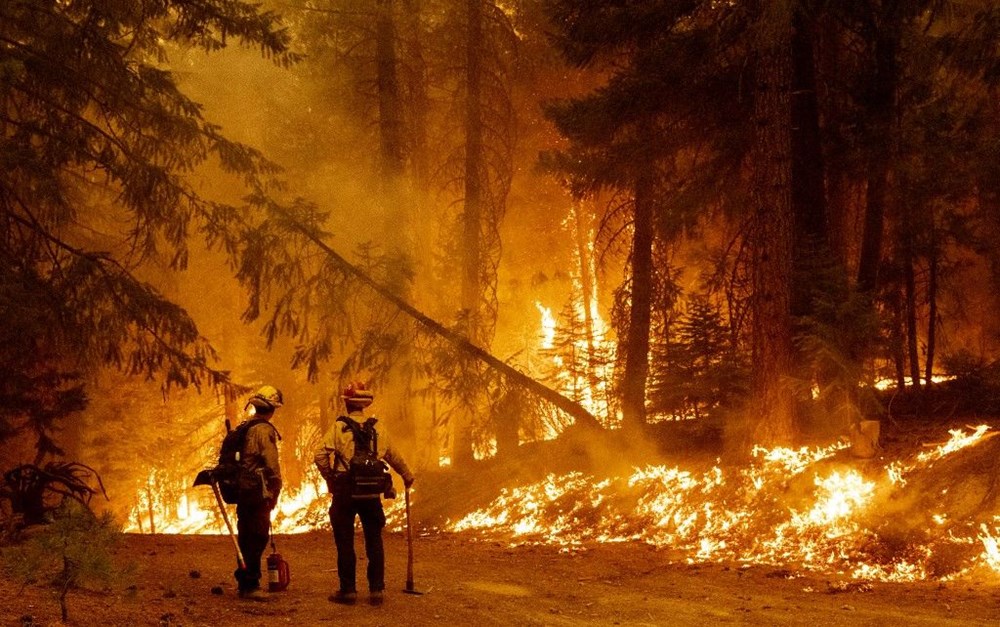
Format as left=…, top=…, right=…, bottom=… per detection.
left=979, top=179, right=1000, bottom=343
left=903, top=247, right=921, bottom=389
left=789, top=6, right=830, bottom=416
left=146, top=484, right=156, bottom=535
left=856, top=13, right=901, bottom=295
left=790, top=7, right=828, bottom=280
left=454, top=0, right=485, bottom=466
left=818, top=13, right=851, bottom=269
left=375, top=0, right=409, bottom=277
left=401, top=0, right=429, bottom=193
left=461, top=0, right=484, bottom=338
left=621, top=159, right=655, bottom=430
left=398, top=0, right=439, bottom=460
left=890, top=286, right=906, bottom=391
left=925, top=229, right=938, bottom=385
left=749, top=5, right=797, bottom=447
left=376, top=0, right=405, bottom=185
left=901, top=192, right=921, bottom=391
left=572, top=201, right=597, bottom=360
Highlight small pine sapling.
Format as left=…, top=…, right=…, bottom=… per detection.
left=1, top=501, right=132, bottom=622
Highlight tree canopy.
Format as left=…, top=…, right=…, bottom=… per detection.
left=0, top=0, right=298, bottom=457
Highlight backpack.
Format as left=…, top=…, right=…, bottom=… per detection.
left=335, top=416, right=392, bottom=498
left=214, top=418, right=273, bottom=505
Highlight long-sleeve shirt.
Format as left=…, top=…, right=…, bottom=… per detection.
left=241, top=419, right=282, bottom=502
left=314, top=409, right=413, bottom=491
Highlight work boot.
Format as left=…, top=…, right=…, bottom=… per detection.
left=238, top=588, right=268, bottom=602
left=368, top=590, right=383, bottom=607
left=328, top=590, right=357, bottom=605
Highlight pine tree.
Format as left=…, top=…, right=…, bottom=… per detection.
left=0, top=0, right=298, bottom=460
left=541, top=0, right=753, bottom=430
left=651, top=297, right=748, bottom=421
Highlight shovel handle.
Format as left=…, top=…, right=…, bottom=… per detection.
left=405, top=486, right=414, bottom=590
left=211, top=480, right=246, bottom=571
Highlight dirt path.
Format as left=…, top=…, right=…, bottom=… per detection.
left=4, top=531, right=1000, bottom=626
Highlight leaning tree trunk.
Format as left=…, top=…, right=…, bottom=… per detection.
left=275, top=212, right=601, bottom=429
left=749, top=6, right=797, bottom=447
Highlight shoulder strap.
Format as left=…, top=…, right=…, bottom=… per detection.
left=363, top=418, right=379, bottom=455
left=240, top=418, right=282, bottom=447
left=332, top=416, right=357, bottom=472
left=337, top=415, right=359, bottom=432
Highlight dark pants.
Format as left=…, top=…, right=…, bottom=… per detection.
left=330, top=490, right=386, bottom=593
left=234, top=502, right=272, bottom=592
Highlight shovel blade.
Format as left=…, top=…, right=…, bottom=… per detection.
left=403, top=582, right=425, bottom=595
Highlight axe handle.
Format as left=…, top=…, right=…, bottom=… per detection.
left=211, top=480, right=246, bottom=570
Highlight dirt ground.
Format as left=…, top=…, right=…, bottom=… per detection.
left=3, top=529, right=1000, bottom=626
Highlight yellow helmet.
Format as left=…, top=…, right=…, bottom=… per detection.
left=247, top=385, right=283, bottom=410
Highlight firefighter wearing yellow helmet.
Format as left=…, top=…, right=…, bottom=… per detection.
left=314, top=381, right=415, bottom=606
left=235, top=385, right=284, bottom=601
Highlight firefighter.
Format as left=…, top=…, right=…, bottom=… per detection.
left=314, top=382, right=415, bottom=606
left=235, top=385, right=284, bottom=601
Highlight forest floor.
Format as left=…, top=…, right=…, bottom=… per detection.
left=3, top=530, right=1000, bottom=626
left=6, top=413, right=1000, bottom=626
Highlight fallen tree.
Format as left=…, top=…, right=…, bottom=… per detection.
left=266, top=204, right=603, bottom=430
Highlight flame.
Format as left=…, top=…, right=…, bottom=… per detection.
left=915, top=425, right=991, bottom=463
left=526, top=204, right=620, bottom=433
left=535, top=303, right=557, bottom=351
left=449, top=426, right=1000, bottom=582
left=124, top=409, right=411, bottom=534
left=126, top=419, right=1000, bottom=583
left=873, top=375, right=954, bottom=390
left=125, top=471, right=406, bottom=535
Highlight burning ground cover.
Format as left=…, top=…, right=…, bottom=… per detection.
left=9, top=421, right=1000, bottom=626
left=449, top=425, right=1000, bottom=582
left=119, top=419, right=1000, bottom=589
